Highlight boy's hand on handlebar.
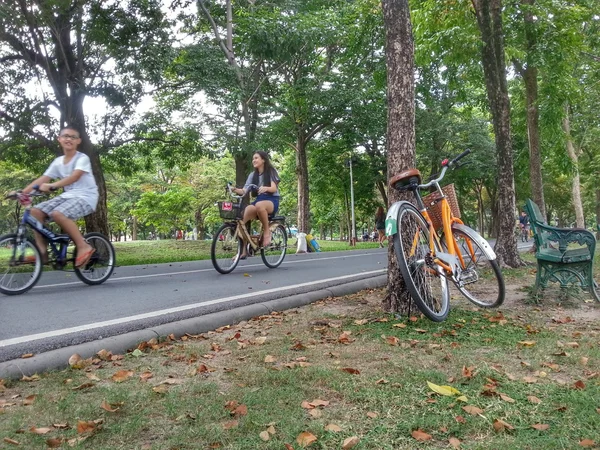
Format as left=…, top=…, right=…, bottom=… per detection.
left=39, top=183, right=54, bottom=192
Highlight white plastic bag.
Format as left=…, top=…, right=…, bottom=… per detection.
left=296, top=232, right=308, bottom=254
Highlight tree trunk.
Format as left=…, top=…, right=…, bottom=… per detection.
left=382, top=0, right=417, bottom=315
left=563, top=105, right=585, bottom=228
left=296, top=135, right=310, bottom=233
left=472, top=0, right=522, bottom=267
left=132, top=216, right=138, bottom=241
left=520, top=0, right=546, bottom=218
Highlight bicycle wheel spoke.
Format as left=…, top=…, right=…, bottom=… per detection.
left=261, top=224, right=287, bottom=268
left=451, top=229, right=504, bottom=308
left=0, top=234, right=42, bottom=295
left=394, top=204, right=449, bottom=322
left=211, top=224, right=242, bottom=274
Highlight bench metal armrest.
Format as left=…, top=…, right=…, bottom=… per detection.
left=533, top=221, right=596, bottom=254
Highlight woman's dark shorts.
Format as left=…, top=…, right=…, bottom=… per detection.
left=252, top=194, right=279, bottom=216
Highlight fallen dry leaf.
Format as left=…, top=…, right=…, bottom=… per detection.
left=23, top=394, right=36, bottom=406
left=385, top=336, right=400, bottom=346
left=259, top=430, right=270, bottom=441
left=309, top=409, right=322, bottom=418
left=342, top=436, right=360, bottom=449
left=46, top=438, right=64, bottom=448
left=579, top=439, right=595, bottom=447
left=21, top=353, right=34, bottom=358
left=573, top=380, right=586, bottom=390
left=222, top=420, right=238, bottom=430
left=324, top=423, right=342, bottom=432
left=449, top=437, right=461, bottom=448
left=499, top=393, right=515, bottom=403
left=341, top=367, right=360, bottom=375
left=264, top=355, right=277, bottom=363
left=462, top=405, right=483, bottom=416
left=68, top=353, right=82, bottom=367
left=3, top=437, right=20, bottom=446
left=518, top=340, right=536, bottom=347
left=100, top=400, right=121, bottom=413
left=296, top=431, right=318, bottom=447
left=30, top=426, right=53, bottom=434
left=493, top=419, right=514, bottom=432
left=531, top=423, right=549, bottom=431
left=427, top=381, right=461, bottom=397
left=111, top=370, right=134, bottom=383
left=366, top=411, right=378, bottom=419
left=527, top=395, right=542, bottom=404
left=76, top=420, right=101, bottom=434
left=411, top=429, right=432, bottom=441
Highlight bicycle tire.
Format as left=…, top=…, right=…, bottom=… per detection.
left=0, top=233, right=43, bottom=295
left=445, top=226, right=505, bottom=308
left=211, top=223, right=242, bottom=274
left=261, top=223, right=287, bottom=268
left=393, top=203, right=450, bottom=322
left=74, top=232, right=116, bottom=285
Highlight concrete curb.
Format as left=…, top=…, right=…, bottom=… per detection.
left=0, top=274, right=387, bottom=380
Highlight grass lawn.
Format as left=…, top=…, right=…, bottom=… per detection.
left=112, top=238, right=381, bottom=266
left=1, top=261, right=599, bottom=449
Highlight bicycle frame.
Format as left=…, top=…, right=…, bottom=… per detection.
left=385, top=166, right=496, bottom=281
left=15, top=197, right=72, bottom=266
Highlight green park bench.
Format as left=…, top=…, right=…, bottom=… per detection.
left=525, top=199, right=599, bottom=302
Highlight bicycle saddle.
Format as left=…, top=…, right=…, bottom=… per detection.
left=389, top=169, right=422, bottom=191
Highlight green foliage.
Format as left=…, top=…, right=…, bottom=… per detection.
left=134, top=186, right=196, bottom=235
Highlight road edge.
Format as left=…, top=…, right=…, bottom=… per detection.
left=0, top=275, right=387, bottom=380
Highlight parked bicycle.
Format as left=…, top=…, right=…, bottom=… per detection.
left=0, top=189, right=115, bottom=295
left=211, top=183, right=287, bottom=274
left=385, top=149, right=505, bottom=321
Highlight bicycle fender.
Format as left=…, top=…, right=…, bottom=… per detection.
left=385, top=201, right=412, bottom=236
left=451, top=223, right=497, bottom=260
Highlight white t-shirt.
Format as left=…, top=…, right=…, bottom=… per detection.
left=44, top=152, right=99, bottom=210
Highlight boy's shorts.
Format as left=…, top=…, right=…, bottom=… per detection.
left=35, top=196, right=94, bottom=221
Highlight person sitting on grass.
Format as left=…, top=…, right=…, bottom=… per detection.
left=15, top=125, right=98, bottom=267
left=232, top=151, right=280, bottom=259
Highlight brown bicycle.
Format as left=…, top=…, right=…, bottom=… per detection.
left=211, top=183, right=288, bottom=274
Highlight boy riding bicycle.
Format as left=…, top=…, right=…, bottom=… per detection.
left=13, top=126, right=98, bottom=267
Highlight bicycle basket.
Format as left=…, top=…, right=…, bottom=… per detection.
left=218, top=199, right=245, bottom=220
left=421, top=183, right=461, bottom=230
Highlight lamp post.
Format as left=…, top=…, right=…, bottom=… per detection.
left=345, top=157, right=356, bottom=246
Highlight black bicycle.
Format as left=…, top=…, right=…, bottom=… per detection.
left=0, top=189, right=115, bottom=295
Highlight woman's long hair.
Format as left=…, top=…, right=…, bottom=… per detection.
left=251, top=151, right=278, bottom=194
left=375, top=206, right=385, bottom=220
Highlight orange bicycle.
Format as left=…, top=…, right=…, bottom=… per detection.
left=385, top=149, right=505, bottom=321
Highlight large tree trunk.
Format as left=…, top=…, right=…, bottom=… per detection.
left=563, top=105, right=585, bottom=227
left=296, top=136, right=310, bottom=233
left=472, top=0, right=522, bottom=267
left=382, top=0, right=416, bottom=315
left=519, top=0, right=546, bottom=218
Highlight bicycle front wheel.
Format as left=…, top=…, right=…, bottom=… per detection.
left=74, top=232, right=116, bottom=285
left=211, top=223, right=242, bottom=274
left=261, top=224, right=287, bottom=268
left=0, top=233, right=43, bottom=295
left=393, top=203, right=450, bottom=322
left=447, top=227, right=505, bottom=308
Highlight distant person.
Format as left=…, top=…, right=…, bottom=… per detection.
left=519, top=211, right=530, bottom=242
left=232, top=151, right=280, bottom=259
left=375, top=206, right=387, bottom=248
left=12, top=125, right=97, bottom=267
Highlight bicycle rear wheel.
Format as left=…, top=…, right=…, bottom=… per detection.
left=393, top=203, right=450, bottom=322
left=0, top=233, right=43, bottom=295
left=447, top=227, right=505, bottom=308
left=211, top=223, right=242, bottom=274
left=261, top=223, right=287, bottom=268
left=74, top=232, right=116, bottom=285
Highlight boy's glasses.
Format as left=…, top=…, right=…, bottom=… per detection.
left=59, top=134, right=80, bottom=140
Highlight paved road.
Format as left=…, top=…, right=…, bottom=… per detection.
left=0, top=248, right=388, bottom=363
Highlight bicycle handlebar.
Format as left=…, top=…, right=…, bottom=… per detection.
left=419, top=149, right=471, bottom=190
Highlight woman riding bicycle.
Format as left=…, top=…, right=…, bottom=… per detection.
left=232, top=151, right=280, bottom=259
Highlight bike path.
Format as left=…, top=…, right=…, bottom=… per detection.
left=0, top=248, right=388, bottom=377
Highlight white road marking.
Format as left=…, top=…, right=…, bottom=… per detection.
left=35, top=251, right=386, bottom=289
left=1, top=269, right=386, bottom=347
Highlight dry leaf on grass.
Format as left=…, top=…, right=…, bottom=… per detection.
left=324, top=423, right=342, bottom=432
left=411, top=429, right=432, bottom=441
left=296, top=431, right=317, bottom=447
left=342, top=436, right=360, bottom=449
left=449, top=437, right=461, bottom=448
left=259, top=430, right=270, bottom=441
left=222, top=420, right=238, bottom=430
left=579, top=439, right=596, bottom=447
left=573, top=380, right=586, bottom=390
left=46, top=438, right=64, bottom=448
left=518, top=341, right=536, bottom=347
left=30, top=426, right=53, bottom=434
left=427, top=381, right=461, bottom=397
left=3, top=437, right=20, bottom=446
left=499, top=393, right=515, bottom=403
left=527, top=395, right=542, bottom=404
left=264, top=355, right=277, bottom=363
left=341, top=367, right=360, bottom=375
left=111, top=370, right=134, bottom=383
left=462, top=405, right=483, bottom=416
left=23, top=394, right=36, bottom=405
left=531, top=424, right=549, bottom=431
left=493, top=419, right=514, bottom=432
